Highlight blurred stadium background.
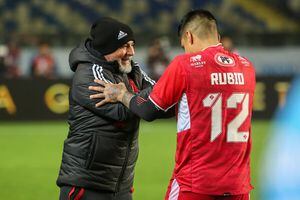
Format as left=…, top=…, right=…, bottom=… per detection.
left=0, top=0, right=299, bottom=199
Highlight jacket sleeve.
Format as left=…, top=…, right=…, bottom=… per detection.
left=136, top=66, right=175, bottom=119
left=129, top=95, right=175, bottom=121
left=140, top=68, right=156, bottom=91
left=71, top=64, right=132, bottom=121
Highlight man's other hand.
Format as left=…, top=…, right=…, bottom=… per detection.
left=89, top=79, right=127, bottom=107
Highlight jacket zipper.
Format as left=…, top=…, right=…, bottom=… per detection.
left=114, top=74, right=137, bottom=192
left=115, top=139, right=132, bottom=192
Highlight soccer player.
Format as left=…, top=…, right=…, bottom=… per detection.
left=89, top=9, right=256, bottom=200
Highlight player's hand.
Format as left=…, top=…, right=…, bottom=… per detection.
left=89, top=79, right=127, bottom=107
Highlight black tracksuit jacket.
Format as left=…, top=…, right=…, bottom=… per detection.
left=56, top=39, right=155, bottom=193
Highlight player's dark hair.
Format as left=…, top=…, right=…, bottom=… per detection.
left=177, top=9, right=217, bottom=38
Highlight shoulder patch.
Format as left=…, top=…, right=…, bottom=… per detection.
left=238, top=56, right=251, bottom=67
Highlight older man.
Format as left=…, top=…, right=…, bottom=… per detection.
left=56, top=17, right=169, bottom=200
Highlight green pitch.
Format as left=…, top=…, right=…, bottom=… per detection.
left=0, top=120, right=270, bottom=200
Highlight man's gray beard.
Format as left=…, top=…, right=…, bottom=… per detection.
left=118, top=62, right=132, bottom=74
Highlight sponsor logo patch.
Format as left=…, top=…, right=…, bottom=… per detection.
left=190, top=54, right=206, bottom=68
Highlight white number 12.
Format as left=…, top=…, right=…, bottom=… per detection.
left=203, top=93, right=249, bottom=142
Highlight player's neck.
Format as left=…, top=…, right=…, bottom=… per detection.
left=192, top=38, right=219, bottom=53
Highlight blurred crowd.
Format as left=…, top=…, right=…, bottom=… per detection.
left=0, top=35, right=238, bottom=80
left=0, top=0, right=299, bottom=79
left=0, top=36, right=170, bottom=80
left=0, top=0, right=299, bottom=47
left=0, top=40, right=20, bottom=79
left=146, top=37, right=171, bottom=81
left=0, top=39, right=57, bottom=79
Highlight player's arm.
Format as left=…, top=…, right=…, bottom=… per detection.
left=89, top=80, right=174, bottom=121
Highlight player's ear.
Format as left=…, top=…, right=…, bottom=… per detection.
left=186, top=31, right=193, bottom=45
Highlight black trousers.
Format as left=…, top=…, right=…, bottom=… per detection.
left=59, top=186, right=133, bottom=200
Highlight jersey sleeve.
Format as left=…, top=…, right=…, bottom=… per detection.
left=149, top=56, right=186, bottom=111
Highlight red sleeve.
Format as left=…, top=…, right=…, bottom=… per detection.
left=149, top=56, right=187, bottom=111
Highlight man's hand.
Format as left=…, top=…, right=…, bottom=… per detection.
left=89, top=79, right=134, bottom=108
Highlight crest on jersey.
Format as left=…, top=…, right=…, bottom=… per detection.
left=214, top=53, right=235, bottom=67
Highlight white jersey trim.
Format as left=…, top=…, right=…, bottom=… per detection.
left=168, top=179, right=180, bottom=200
left=149, top=96, right=176, bottom=112
left=177, top=93, right=191, bottom=132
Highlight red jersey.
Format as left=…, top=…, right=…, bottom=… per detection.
left=149, top=44, right=256, bottom=195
